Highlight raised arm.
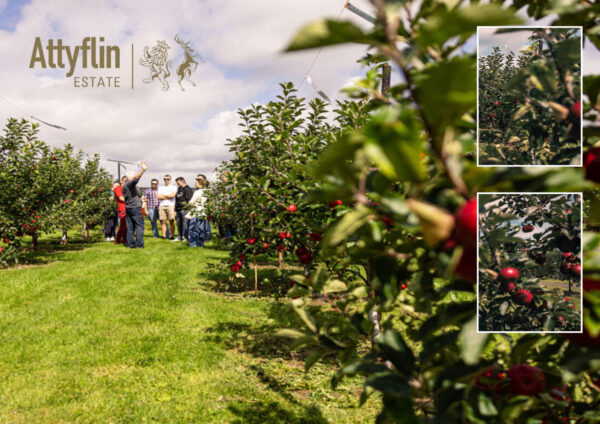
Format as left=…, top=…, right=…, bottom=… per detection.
left=135, top=161, right=148, bottom=180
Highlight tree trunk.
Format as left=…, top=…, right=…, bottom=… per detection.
left=61, top=229, right=68, bottom=245
left=31, top=233, right=38, bottom=249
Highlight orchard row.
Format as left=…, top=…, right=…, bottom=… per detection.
left=0, top=118, right=113, bottom=266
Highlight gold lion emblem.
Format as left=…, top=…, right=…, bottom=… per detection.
left=139, top=40, right=173, bottom=91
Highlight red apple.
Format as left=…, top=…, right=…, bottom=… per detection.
left=522, top=224, right=534, bottom=233
left=298, top=252, right=313, bottom=264
left=308, top=232, right=322, bottom=242
left=455, top=247, right=476, bottom=284
left=570, top=101, right=581, bottom=119
left=454, top=199, right=477, bottom=248
left=571, top=264, right=582, bottom=276
left=247, top=238, right=256, bottom=245
left=279, top=232, right=286, bottom=239
left=583, top=147, right=600, bottom=184
left=534, top=253, right=546, bottom=265
left=512, top=289, right=533, bottom=305
left=286, top=204, right=297, bottom=213
left=499, top=267, right=520, bottom=284
left=560, top=263, right=573, bottom=274
left=442, top=238, right=457, bottom=251
left=501, top=281, right=517, bottom=293
left=507, top=364, right=545, bottom=396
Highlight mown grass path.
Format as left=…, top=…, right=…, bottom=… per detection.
left=0, top=232, right=378, bottom=423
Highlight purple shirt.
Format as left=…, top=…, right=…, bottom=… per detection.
left=143, top=187, right=159, bottom=210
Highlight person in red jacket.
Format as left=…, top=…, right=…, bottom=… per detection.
left=113, top=177, right=127, bottom=245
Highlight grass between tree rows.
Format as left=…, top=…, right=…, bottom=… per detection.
left=0, top=227, right=380, bottom=423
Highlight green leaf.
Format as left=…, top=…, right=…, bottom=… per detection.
left=500, top=396, right=536, bottom=422
left=478, top=392, right=499, bottom=417
left=291, top=299, right=318, bottom=333
left=584, top=75, right=600, bottom=107
left=275, top=328, right=309, bottom=339
left=305, top=348, right=327, bottom=371
left=529, top=61, right=557, bottom=94
left=418, top=4, right=522, bottom=48
left=365, top=373, right=411, bottom=396
left=376, top=330, right=415, bottom=376
left=413, top=57, right=476, bottom=147
left=553, top=37, right=581, bottom=76
left=322, top=205, right=372, bottom=247
left=323, top=279, right=348, bottom=293
left=460, top=316, right=488, bottom=365
left=587, top=194, right=600, bottom=226
left=285, top=19, right=374, bottom=51
left=362, top=107, right=425, bottom=181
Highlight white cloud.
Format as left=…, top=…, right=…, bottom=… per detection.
left=0, top=0, right=376, bottom=185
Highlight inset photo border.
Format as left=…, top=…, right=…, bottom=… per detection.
left=476, top=26, right=583, bottom=167
left=477, top=192, right=583, bottom=333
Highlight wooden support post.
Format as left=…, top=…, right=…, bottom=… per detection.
left=381, top=63, right=391, bottom=97
left=251, top=213, right=258, bottom=292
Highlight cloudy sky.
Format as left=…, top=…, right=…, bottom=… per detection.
left=478, top=26, right=598, bottom=76
left=0, top=0, right=375, bottom=184
left=480, top=194, right=578, bottom=241
left=0, top=1, right=598, bottom=186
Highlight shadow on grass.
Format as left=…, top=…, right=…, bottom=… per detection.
left=197, top=261, right=300, bottom=299
left=14, top=234, right=101, bottom=267
left=227, top=399, right=327, bottom=424
left=201, top=302, right=300, bottom=359
left=227, top=361, right=328, bottom=423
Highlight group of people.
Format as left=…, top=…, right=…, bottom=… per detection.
left=103, top=162, right=210, bottom=249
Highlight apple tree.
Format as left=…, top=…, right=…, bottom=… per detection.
left=479, top=28, right=581, bottom=165
left=0, top=118, right=113, bottom=266
left=478, top=194, right=581, bottom=332
left=206, top=82, right=371, bottom=288
left=267, top=1, right=600, bottom=422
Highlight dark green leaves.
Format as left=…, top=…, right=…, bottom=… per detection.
left=418, top=4, right=522, bottom=48
left=413, top=57, right=476, bottom=146
left=285, top=20, right=378, bottom=51
left=362, top=107, right=426, bottom=182
left=584, top=75, right=600, bottom=108
left=375, top=330, right=415, bottom=376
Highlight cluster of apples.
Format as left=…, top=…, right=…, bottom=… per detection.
left=496, top=266, right=536, bottom=306
left=474, top=363, right=550, bottom=397
left=560, top=252, right=581, bottom=277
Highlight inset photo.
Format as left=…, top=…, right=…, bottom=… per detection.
left=478, top=193, right=582, bottom=333
left=477, top=27, right=582, bottom=166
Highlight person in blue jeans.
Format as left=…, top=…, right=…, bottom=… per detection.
left=187, top=176, right=208, bottom=247
left=143, top=179, right=160, bottom=238
left=123, top=162, right=148, bottom=248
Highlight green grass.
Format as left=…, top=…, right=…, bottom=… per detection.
left=0, top=229, right=380, bottom=423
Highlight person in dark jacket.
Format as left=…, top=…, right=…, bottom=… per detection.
left=173, top=176, right=194, bottom=242
left=123, top=162, right=148, bottom=248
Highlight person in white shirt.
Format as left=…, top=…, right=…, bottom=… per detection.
left=156, top=174, right=178, bottom=239
left=187, top=177, right=209, bottom=247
